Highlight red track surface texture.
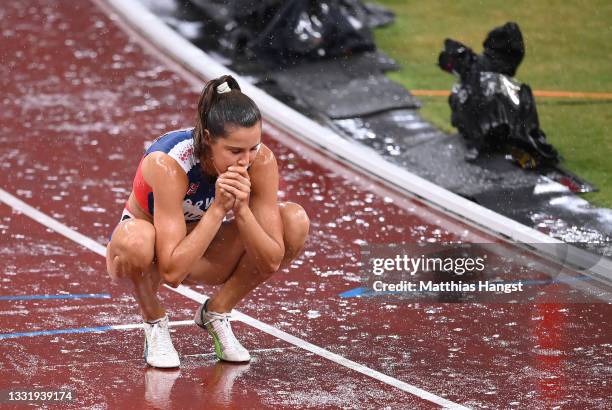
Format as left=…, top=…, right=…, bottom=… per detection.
left=1, top=1, right=611, bottom=409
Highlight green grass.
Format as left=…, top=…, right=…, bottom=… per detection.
left=372, top=0, right=612, bottom=207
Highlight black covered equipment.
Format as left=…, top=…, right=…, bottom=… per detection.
left=438, top=22, right=559, bottom=166
left=189, top=0, right=393, bottom=64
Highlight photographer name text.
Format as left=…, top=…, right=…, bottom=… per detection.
left=373, top=280, right=524, bottom=294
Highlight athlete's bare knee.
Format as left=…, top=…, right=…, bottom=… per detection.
left=109, top=220, right=156, bottom=278
left=119, top=223, right=155, bottom=265
left=280, top=202, right=310, bottom=262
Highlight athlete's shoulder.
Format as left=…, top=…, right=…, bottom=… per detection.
left=142, top=151, right=186, bottom=180
left=146, top=128, right=194, bottom=154
left=253, top=143, right=276, bottom=168
left=249, top=143, right=278, bottom=190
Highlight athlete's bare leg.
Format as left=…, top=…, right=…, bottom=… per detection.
left=107, top=202, right=309, bottom=319
left=187, top=202, right=310, bottom=312
left=106, top=219, right=164, bottom=321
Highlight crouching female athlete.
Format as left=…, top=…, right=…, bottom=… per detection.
left=106, top=75, right=309, bottom=368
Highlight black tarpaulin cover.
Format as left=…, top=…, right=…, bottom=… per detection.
left=188, top=0, right=393, bottom=64
left=438, top=22, right=559, bottom=167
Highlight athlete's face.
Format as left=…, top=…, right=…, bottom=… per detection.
left=208, top=122, right=262, bottom=174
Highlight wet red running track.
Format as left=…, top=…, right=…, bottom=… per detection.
left=1, top=1, right=611, bottom=409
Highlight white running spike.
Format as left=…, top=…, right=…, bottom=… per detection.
left=194, top=302, right=250, bottom=362
left=143, top=316, right=180, bottom=368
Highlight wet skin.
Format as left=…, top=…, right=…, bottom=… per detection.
left=106, top=123, right=310, bottom=320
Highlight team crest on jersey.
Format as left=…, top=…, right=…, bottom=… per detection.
left=186, top=182, right=199, bottom=195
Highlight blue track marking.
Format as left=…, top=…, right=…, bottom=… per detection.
left=339, top=287, right=400, bottom=298
left=0, top=320, right=193, bottom=340
left=339, top=287, right=370, bottom=298
left=0, top=294, right=111, bottom=301
left=0, top=326, right=113, bottom=340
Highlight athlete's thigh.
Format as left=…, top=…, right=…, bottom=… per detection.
left=185, top=219, right=245, bottom=285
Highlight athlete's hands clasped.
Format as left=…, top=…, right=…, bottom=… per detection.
left=213, top=177, right=236, bottom=213
left=216, top=161, right=251, bottom=214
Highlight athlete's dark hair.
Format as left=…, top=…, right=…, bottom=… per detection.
left=193, top=75, right=261, bottom=159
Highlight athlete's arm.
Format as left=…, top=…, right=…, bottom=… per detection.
left=218, top=145, right=284, bottom=274
left=143, top=152, right=230, bottom=287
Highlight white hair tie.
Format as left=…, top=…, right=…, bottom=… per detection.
left=216, top=82, right=231, bottom=94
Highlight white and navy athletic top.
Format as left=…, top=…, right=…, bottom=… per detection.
left=131, top=128, right=216, bottom=222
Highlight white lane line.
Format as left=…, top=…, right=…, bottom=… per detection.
left=0, top=189, right=108, bottom=257
left=0, top=319, right=195, bottom=340
left=111, top=319, right=193, bottom=330
left=0, top=188, right=469, bottom=409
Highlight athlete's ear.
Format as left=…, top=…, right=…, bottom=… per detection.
left=203, top=129, right=213, bottom=146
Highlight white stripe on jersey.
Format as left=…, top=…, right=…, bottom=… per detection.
left=167, top=138, right=198, bottom=174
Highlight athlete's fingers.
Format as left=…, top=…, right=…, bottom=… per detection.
left=221, top=189, right=235, bottom=200
left=228, top=165, right=249, bottom=179
left=217, top=180, right=236, bottom=199
left=218, top=177, right=250, bottom=193
left=219, top=176, right=250, bottom=192
left=224, top=170, right=250, bottom=183
left=218, top=177, right=249, bottom=192
left=220, top=171, right=250, bottom=187
left=219, top=182, right=248, bottom=200
left=226, top=170, right=249, bottom=187
left=215, top=188, right=236, bottom=210
left=216, top=176, right=242, bottom=194
left=219, top=182, right=244, bottom=196
left=219, top=183, right=239, bottom=198
left=224, top=191, right=236, bottom=205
